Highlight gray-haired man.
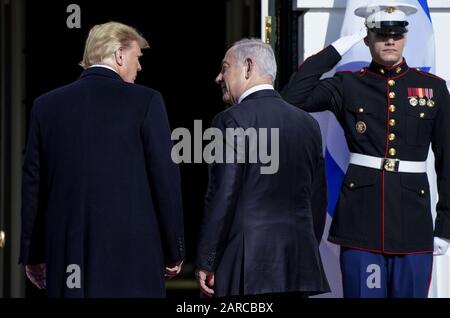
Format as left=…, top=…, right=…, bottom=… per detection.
left=195, top=39, right=330, bottom=297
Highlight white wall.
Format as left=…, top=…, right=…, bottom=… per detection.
left=429, top=5, right=450, bottom=81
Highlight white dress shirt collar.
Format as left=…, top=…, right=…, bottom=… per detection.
left=238, top=84, right=274, bottom=104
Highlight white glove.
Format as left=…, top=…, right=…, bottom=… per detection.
left=332, top=28, right=368, bottom=56
left=433, top=237, right=450, bottom=256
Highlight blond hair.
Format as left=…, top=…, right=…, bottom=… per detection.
left=80, top=21, right=149, bottom=69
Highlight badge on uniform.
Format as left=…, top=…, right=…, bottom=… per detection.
left=408, top=88, right=434, bottom=108
left=356, top=121, right=367, bottom=134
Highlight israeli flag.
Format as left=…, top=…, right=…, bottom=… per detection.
left=312, top=0, right=448, bottom=298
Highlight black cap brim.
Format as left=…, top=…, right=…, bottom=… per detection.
left=370, top=26, right=408, bottom=35
left=368, top=20, right=409, bottom=36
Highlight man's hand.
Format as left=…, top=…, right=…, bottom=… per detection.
left=165, top=260, right=183, bottom=279
left=433, top=237, right=450, bottom=256
left=195, top=269, right=215, bottom=298
left=332, top=27, right=368, bottom=56
left=25, top=263, right=46, bottom=290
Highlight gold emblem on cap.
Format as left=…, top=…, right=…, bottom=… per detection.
left=419, top=98, right=427, bottom=106
left=386, top=6, right=396, bottom=14
left=409, top=97, right=418, bottom=106
left=356, top=121, right=367, bottom=134
left=427, top=100, right=435, bottom=108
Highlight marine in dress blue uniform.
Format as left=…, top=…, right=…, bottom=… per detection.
left=281, top=3, right=450, bottom=297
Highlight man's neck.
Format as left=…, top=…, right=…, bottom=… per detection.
left=243, top=78, right=273, bottom=92
left=90, top=64, right=119, bottom=74
left=238, top=83, right=274, bottom=104
left=373, top=57, right=404, bottom=69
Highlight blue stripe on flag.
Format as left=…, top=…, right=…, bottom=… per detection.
left=325, top=149, right=345, bottom=217
left=418, top=0, right=432, bottom=22
left=415, top=66, right=431, bottom=72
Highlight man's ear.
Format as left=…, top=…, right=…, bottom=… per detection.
left=363, top=35, right=369, bottom=47
left=114, top=48, right=124, bottom=66
left=245, top=58, right=253, bottom=80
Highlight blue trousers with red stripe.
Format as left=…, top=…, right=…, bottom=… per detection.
left=340, top=247, right=433, bottom=298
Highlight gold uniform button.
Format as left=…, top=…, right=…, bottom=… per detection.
left=396, top=67, right=402, bottom=74
left=420, top=113, right=425, bottom=118
left=389, top=92, right=396, bottom=99
left=389, top=148, right=397, bottom=156
left=388, top=80, right=396, bottom=86
left=420, top=189, right=425, bottom=195
left=389, top=133, right=396, bottom=141
left=349, top=182, right=355, bottom=188
left=389, top=119, right=396, bottom=127
left=358, top=107, right=364, bottom=113
left=389, top=105, right=396, bottom=112
left=0, top=231, right=5, bottom=249
left=380, top=69, right=385, bottom=74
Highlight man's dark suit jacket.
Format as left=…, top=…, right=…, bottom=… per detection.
left=196, top=89, right=330, bottom=297
left=20, top=67, right=185, bottom=297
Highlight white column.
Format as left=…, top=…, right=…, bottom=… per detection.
left=261, top=0, right=269, bottom=42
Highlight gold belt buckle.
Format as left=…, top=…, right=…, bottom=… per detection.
left=383, top=158, right=400, bottom=172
